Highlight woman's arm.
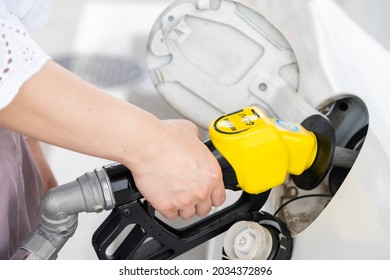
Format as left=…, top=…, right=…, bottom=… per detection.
left=0, top=60, right=226, bottom=220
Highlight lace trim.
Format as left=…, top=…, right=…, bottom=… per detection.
left=0, top=21, right=33, bottom=82
left=0, top=19, right=50, bottom=109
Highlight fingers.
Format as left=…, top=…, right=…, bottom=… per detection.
left=179, top=208, right=196, bottom=220
left=195, top=199, right=213, bottom=217
left=162, top=210, right=179, bottom=220
left=161, top=204, right=210, bottom=221
left=166, top=168, right=225, bottom=221
left=159, top=197, right=208, bottom=221
left=211, top=181, right=226, bottom=207
left=160, top=187, right=225, bottom=221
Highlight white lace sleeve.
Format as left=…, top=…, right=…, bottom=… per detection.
left=0, top=3, right=51, bottom=109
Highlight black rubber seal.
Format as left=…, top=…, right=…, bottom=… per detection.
left=291, top=115, right=335, bottom=190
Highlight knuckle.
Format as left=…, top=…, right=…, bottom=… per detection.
left=199, top=188, right=210, bottom=201
left=179, top=209, right=195, bottom=220
left=178, top=195, right=193, bottom=208
left=197, top=207, right=211, bottom=217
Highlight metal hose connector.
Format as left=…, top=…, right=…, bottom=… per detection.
left=11, top=170, right=114, bottom=260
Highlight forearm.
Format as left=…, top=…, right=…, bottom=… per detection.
left=0, top=60, right=226, bottom=220
left=0, top=60, right=160, bottom=168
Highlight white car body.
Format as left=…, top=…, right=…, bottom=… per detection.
left=250, top=0, right=390, bottom=260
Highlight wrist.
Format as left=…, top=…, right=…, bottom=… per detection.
left=111, top=106, right=165, bottom=171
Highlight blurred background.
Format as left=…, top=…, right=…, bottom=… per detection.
left=30, top=0, right=390, bottom=259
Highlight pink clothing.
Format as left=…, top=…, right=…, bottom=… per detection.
left=0, top=0, right=51, bottom=259
left=0, top=128, right=43, bottom=259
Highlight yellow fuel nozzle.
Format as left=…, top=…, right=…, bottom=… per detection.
left=209, top=106, right=318, bottom=194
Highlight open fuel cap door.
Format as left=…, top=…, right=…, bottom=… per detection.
left=146, top=0, right=299, bottom=129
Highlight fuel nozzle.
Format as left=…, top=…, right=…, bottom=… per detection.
left=209, top=106, right=337, bottom=193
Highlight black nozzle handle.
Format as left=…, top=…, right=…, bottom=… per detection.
left=92, top=139, right=269, bottom=260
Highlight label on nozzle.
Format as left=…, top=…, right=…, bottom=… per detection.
left=275, top=119, right=300, bottom=132
left=214, top=107, right=261, bottom=134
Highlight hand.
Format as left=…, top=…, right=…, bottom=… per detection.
left=129, top=119, right=226, bottom=220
